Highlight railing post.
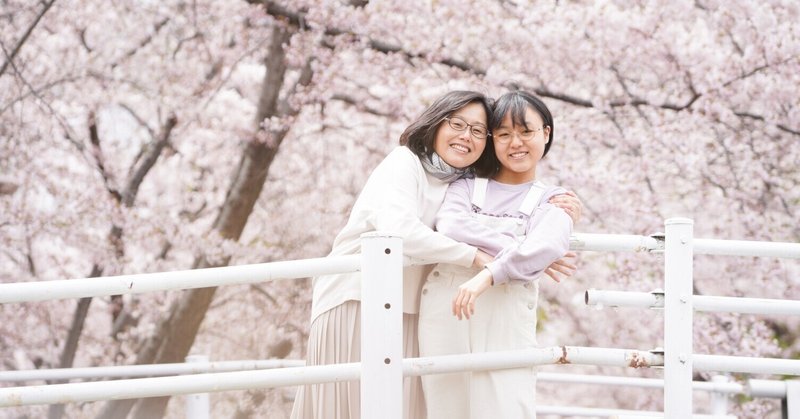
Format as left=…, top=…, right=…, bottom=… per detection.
left=710, top=375, right=729, bottom=416
left=360, top=233, right=403, bottom=419
left=185, top=355, right=210, bottom=419
left=784, top=380, right=800, bottom=419
left=664, top=217, right=694, bottom=418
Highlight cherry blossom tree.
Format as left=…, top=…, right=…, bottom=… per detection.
left=1, top=0, right=798, bottom=418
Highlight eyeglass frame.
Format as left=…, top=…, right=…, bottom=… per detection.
left=443, top=116, right=490, bottom=140
left=492, top=126, right=548, bottom=144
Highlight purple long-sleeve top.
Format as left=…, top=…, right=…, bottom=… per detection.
left=435, top=177, right=573, bottom=285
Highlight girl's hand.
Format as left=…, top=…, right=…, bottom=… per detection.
left=452, top=269, right=493, bottom=320
left=544, top=251, right=577, bottom=283
left=549, top=191, right=583, bottom=224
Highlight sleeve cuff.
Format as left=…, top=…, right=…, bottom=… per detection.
left=485, top=261, right=509, bottom=285
left=457, top=246, right=478, bottom=268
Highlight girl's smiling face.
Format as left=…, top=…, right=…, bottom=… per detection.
left=492, top=106, right=550, bottom=184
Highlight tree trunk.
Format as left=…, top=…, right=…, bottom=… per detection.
left=97, top=24, right=300, bottom=419
left=46, top=267, right=101, bottom=419
left=46, top=114, right=176, bottom=419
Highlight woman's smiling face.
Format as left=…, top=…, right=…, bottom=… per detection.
left=432, top=102, right=488, bottom=169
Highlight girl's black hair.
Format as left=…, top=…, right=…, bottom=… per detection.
left=479, top=91, right=555, bottom=177
left=400, top=91, right=495, bottom=171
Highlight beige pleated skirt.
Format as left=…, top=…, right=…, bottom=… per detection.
left=290, top=300, right=426, bottom=419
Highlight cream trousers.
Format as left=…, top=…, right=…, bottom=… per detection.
left=418, top=264, right=539, bottom=419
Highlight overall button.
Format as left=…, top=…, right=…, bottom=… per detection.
left=527, top=303, right=535, bottom=310
left=432, top=271, right=440, bottom=277
left=524, top=282, right=533, bottom=289
left=422, top=288, right=428, bottom=295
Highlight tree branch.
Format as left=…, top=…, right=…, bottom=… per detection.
left=87, top=112, right=122, bottom=203
left=0, top=74, right=84, bottom=116
left=251, top=0, right=797, bottom=138
left=0, top=0, right=57, bottom=78
left=0, top=176, right=19, bottom=195
left=118, top=103, right=156, bottom=139
left=735, top=111, right=800, bottom=136
left=249, top=0, right=480, bottom=74
left=255, top=0, right=701, bottom=111
left=121, top=114, right=178, bottom=207
left=330, top=93, right=393, bottom=117
left=110, top=17, right=170, bottom=69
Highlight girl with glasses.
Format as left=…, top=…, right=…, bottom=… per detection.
left=418, top=91, right=576, bottom=419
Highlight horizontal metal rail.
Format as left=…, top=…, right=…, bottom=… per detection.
left=0, top=347, right=780, bottom=408
left=569, top=233, right=661, bottom=253
left=568, top=233, right=800, bottom=259
left=0, top=255, right=361, bottom=304
left=585, top=289, right=800, bottom=316
left=694, top=238, right=800, bottom=259
left=536, top=405, right=735, bottom=418
left=537, top=372, right=786, bottom=398
left=0, top=360, right=304, bottom=382
left=585, top=289, right=665, bottom=309
left=694, top=354, right=800, bottom=376
left=3, top=360, right=787, bottom=399
left=0, top=346, right=662, bottom=407
left=2, top=234, right=795, bottom=305
left=405, top=346, right=663, bottom=376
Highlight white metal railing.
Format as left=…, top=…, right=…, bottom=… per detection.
left=580, top=219, right=800, bottom=418
left=5, top=359, right=788, bottom=399
left=5, top=355, right=791, bottom=418
left=0, top=346, right=664, bottom=407
left=586, top=289, right=800, bottom=315
left=0, top=233, right=402, bottom=416
left=0, top=255, right=361, bottom=303
left=0, top=359, right=306, bottom=382
left=1, top=223, right=799, bottom=418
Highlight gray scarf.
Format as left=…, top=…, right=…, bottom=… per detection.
left=420, top=152, right=469, bottom=183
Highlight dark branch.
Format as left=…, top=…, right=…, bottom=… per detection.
left=0, top=74, right=81, bottom=116
left=249, top=0, right=797, bottom=137
left=251, top=0, right=480, bottom=74
left=88, top=112, right=122, bottom=203
left=0, top=177, right=19, bottom=195
left=110, top=17, right=170, bottom=69
left=0, top=0, right=57, bottom=78
left=330, top=93, right=393, bottom=117
left=118, top=103, right=156, bottom=139
left=121, top=114, right=178, bottom=207
left=735, top=111, right=800, bottom=136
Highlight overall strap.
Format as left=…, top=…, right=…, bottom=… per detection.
left=518, top=181, right=548, bottom=216
left=471, top=177, right=489, bottom=209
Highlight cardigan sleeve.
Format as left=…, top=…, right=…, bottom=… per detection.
left=354, top=148, right=477, bottom=267
left=485, top=201, right=572, bottom=285
left=435, top=178, right=518, bottom=257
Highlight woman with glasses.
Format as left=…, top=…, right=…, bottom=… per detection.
left=291, top=90, right=496, bottom=419
left=418, top=91, right=576, bottom=419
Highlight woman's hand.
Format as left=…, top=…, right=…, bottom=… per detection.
left=452, top=268, right=493, bottom=320
left=471, top=249, right=494, bottom=270
left=549, top=191, right=583, bottom=224
left=544, top=251, right=577, bottom=283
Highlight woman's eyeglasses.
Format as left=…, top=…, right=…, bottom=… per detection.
left=444, top=116, right=489, bottom=140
